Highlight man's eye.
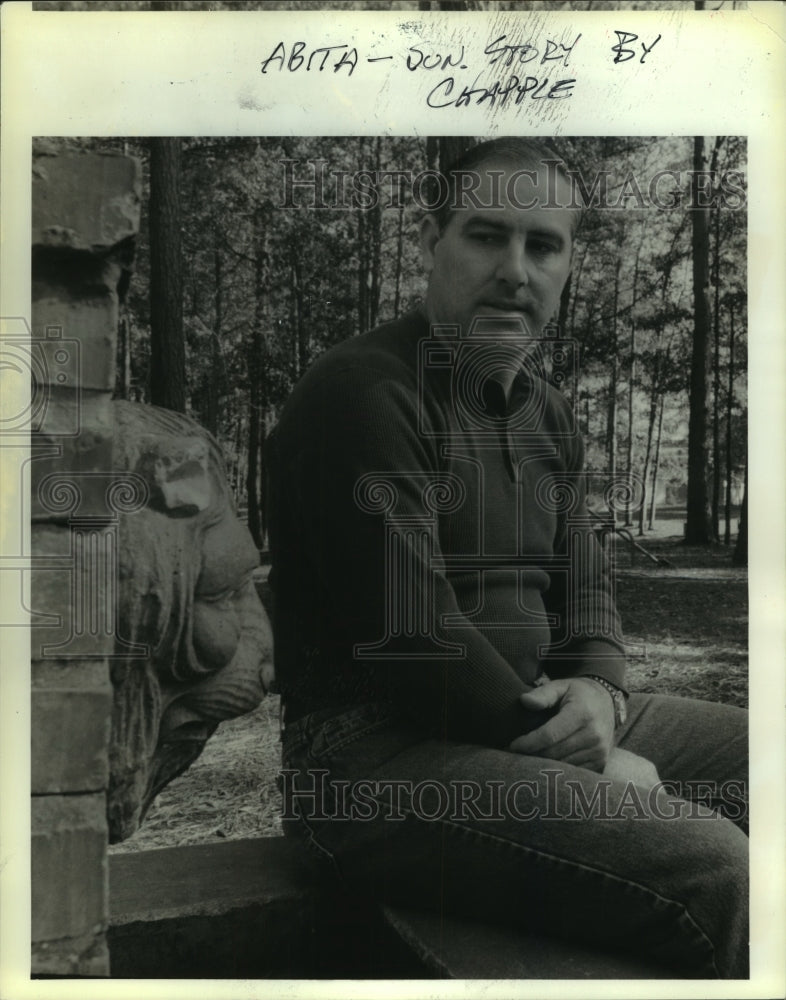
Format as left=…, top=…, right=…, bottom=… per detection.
left=529, top=240, right=559, bottom=256
left=469, top=232, right=505, bottom=245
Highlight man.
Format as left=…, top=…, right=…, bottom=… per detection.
left=267, top=138, right=748, bottom=978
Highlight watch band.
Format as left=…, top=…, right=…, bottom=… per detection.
left=584, top=675, right=628, bottom=728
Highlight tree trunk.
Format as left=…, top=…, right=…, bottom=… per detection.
left=555, top=277, right=576, bottom=405
left=246, top=203, right=270, bottom=550
left=625, top=322, right=635, bottom=527
left=149, top=137, right=185, bottom=412
left=426, top=136, right=439, bottom=173
left=368, top=137, right=383, bottom=329
left=606, top=260, right=621, bottom=479
left=557, top=273, right=571, bottom=335
left=607, top=357, right=617, bottom=480
left=624, top=247, right=641, bottom=526
left=232, top=411, right=243, bottom=506
left=290, top=255, right=307, bottom=378
left=637, top=383, right=658, bottom=537
left=685, top=136, right=713, bottom=543
left=711, top=201, right=722, bottom=540
left=724, top=302, right=735, bottom=545
left=258, top=407, right=268, bottom=546
left=246, top=390, right=260, bottom=546
left=648, top=393, right=665, bottom=530
left=205, top=247, right=222, bottom=436
left=732, top=461, right=747, bottom=566
left=393, top=197, right=405, bottom=318
left=357, top=201, right=368, bottom=332
left=568, top=239, right=591, bottom=338
left=438, top=137, right=474, bottom=170
left=356, top=137, right=369, bottom=332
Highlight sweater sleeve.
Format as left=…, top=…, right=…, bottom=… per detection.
left=279, top=364, right=548, bottom=749
left=540, top=404, right=628, bottom=692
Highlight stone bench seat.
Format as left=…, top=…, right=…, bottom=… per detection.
left=109, top=835, right=674, bottom=980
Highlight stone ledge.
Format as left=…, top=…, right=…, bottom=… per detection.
left=108, top=837, right=429, bottom=979
left=109, top=836, right=323, bottom=925
left=108, top=836, right=676, bottom=980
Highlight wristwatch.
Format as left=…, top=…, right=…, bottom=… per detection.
left=584, top=675, right=628, bottom=728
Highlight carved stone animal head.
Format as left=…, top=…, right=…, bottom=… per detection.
left=108, top=400, right=274, bottom=841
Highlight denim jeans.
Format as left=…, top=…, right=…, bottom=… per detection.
left=280, top=694, right=749, bottom=979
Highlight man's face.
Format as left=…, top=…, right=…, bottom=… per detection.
left=421, top=159, right=575, bottom=339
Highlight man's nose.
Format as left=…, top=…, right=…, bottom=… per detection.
left=495, top=241, right=529, bottom=286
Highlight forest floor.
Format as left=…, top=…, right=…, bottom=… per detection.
left=110, top=524, right=748, bottom=855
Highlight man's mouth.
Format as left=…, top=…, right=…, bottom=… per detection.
left=479, top=301, right=530, bottom=315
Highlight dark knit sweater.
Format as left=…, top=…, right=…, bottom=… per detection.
left=267, top=307, right=626, bottom=749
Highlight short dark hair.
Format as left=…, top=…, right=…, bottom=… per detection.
left=431, top=137, right=584, bottom=237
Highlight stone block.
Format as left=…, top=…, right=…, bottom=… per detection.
left=32, top=931, right=109, bottom=977
left=31, top=661, right=112, bottom=793
left=32, top=154, right=141, bottom=252
left=31, top=794, right=107, bottom=942
left=0, top=327, right=103, bottom=440
left=31, top=290, right=117, bottom=393
left=30, top=392, right=116, bottom=523
left=30, top=385, right=111, bottom=443
left=30, top=526, right=121, bottom=661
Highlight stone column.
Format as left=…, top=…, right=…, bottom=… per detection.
left=30, top=152, right=140, bottom=975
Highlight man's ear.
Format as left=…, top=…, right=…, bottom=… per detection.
left=420, top=214, right=441, bottom=273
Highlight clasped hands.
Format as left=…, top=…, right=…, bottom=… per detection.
left=509, top=677, right=660, bottom=789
